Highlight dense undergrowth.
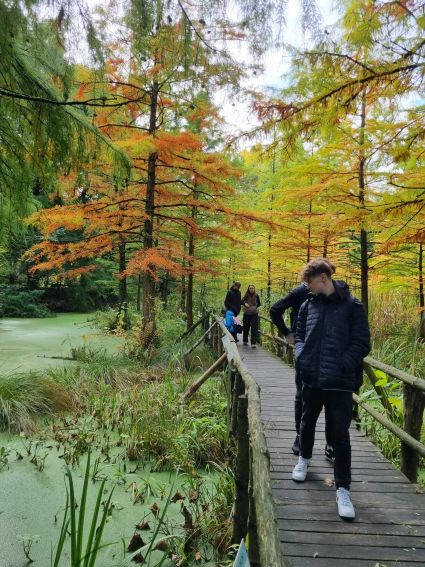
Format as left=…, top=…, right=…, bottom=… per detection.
left=0, top=309, right=235, bottom=565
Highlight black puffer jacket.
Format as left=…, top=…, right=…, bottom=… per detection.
left=270, top=283, right=309, bottom=336
left=224, top=287, right=242, bottom=316
left=295, top=281, right=371, bottom=392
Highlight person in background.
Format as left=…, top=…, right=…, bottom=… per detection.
left=224, top=281, right=242, bottom=316
left=242, top=284, right=261, bottom=348
left=270, top=260, right=336, bottom=461
left=292, top=258, right=371, bottom=521
left=223, top=309, right=243, bottom=342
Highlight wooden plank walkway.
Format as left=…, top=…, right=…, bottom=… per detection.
left=236, top=341, right=425, bottom=567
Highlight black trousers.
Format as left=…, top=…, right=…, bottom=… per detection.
left=299, top=386, right=353, bottom=489
left=295, top=367, right=333, bottom=447
left=243, top=313, right=259, bottom=345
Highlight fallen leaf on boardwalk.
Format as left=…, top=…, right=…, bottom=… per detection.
left=415, top=486, right=423, bottom=494
left=324, top=478, right=334, bottom=487
left=313, top=551, right=319, bottom=558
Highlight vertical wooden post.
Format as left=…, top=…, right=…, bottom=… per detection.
left=401, top=383, right=425, bottom=482
left=219, top=332, right=224, bottom=356
left=231, top=372, right=244, bottom=436
left=277, top=329, right=284, bottom=359
left=203, top=312, right=210, bottom=344
left=248, top=445, right=260, bottom=567
left=212, top=322, right=218, bottom=355
left=232, top=394, right=249, bottom=544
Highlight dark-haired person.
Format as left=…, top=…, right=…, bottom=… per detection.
left=224, top=281, right=242, bottom=317
left=270, top=258, right=336, bottom=461
left=292, top=258, right=370, bottom=521
left=242, top=284, right=261, bottom=348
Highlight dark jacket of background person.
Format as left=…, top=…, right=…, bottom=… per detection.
left=224, top=286, right=242, bottom=316
left=270, top=283, right=309, bottom=336
left=295, top=280, right=371, bottom=392
left=242, top=291, right=261, bottom=314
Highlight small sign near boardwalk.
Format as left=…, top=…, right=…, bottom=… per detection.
left=233, top=539, right=250, bottom=567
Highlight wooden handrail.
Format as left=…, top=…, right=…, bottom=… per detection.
left=353, top=393, right=425, bottom=458
left=212, top=316, right=286, bottom=567
left=177, top=311, right=211, bottom=342
left=364, top=356, right=425, bottom=393
left=182, top=320, right=217, bottom=367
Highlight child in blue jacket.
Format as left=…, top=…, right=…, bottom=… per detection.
left=224, top=310, right=241, bottom=342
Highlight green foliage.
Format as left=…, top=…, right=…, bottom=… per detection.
left=44, top=279, right=119, bottom=314
left=52, top=453, right=115, bottom=567
left=0, top=286, right=52, bottom=318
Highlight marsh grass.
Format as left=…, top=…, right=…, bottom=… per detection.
left=0, top=371, right=72, bottom=432
left=369, top=290, right=419, bottom=342
left=47, top=352, right=230, bottom=473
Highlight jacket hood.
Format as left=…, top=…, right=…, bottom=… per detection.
left=333, top=279, right=350, bottom=300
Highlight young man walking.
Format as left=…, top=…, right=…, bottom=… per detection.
left=270, top=262, right=336, bottom=461
left=292, top=259, right=371, bottom=521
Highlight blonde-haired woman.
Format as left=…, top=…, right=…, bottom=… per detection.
left=242, top=284, right=261, bottom=347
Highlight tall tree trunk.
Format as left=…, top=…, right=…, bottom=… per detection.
left=419, top=243, right=425, bottom=341
left=181, top=240, right=187, bottom=312
left=267, top=146, right=276, bottom=308
left=186, top=199, right=197, bottom=329
left=161, top=272, right=169, bottom=307
left=267, top=227, right=272, bottom=308
left=358, top=95, right=369, bottom=315
left=186, top=228, right=194, bottom=329
left=142, top=80, right=159, bottom=337
left=136, top=274, right=141, bottom=312
left=307, top=199, right=312, bottom=263
left=323, top=232, right=329, bottom=258
left=118, top=239, right=127, bottom=322
left=115, top=181, right=128, bottom=329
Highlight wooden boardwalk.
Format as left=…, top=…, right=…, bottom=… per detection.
left=236, top=342, right=425, bottom=567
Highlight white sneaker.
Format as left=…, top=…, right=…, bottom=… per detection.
left=336, top=488, right=355, bottom=520
left=292, top=456, right=310, bottom=482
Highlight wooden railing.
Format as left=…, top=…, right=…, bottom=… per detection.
left=259, top=314, right=425, bottom=483
left=207, top=315, right=286, bottom=567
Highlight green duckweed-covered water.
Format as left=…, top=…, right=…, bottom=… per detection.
left=0, top=435, right=212, bottom=566
left=0, top=314, right=122, bottom=373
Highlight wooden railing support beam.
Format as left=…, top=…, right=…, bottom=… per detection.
left=401, top=383, right=425, bottom=482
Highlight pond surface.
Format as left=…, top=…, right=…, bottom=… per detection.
left=0, top=435, right=205, bottom=566
left=0, top=314, right=122, bottom=373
